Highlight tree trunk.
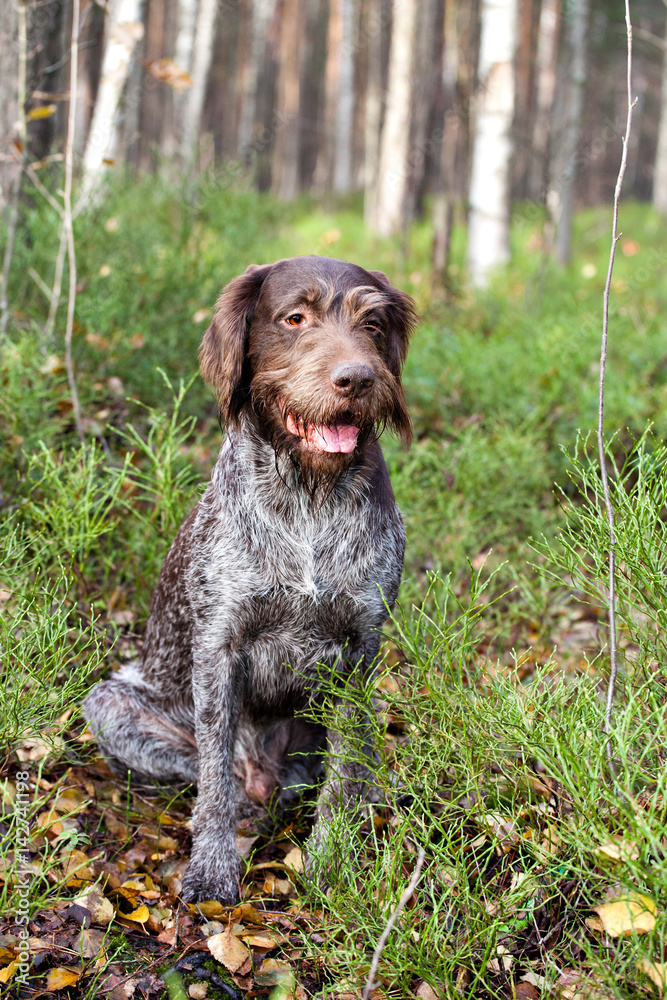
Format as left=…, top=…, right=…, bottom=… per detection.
left=181, top=0, right=218, bottom=159
left=0, top=0, right=20, bottom=212
left=79, top=0, right=144, bottom=205
left=432, top=0, right=459, bottom=278
left=271, top=0, right=304, bottom=200
left=528, top=0, right=560, bottom=200
left=333, top=0, right=355, bottom=192
left=548, top=0, right=589, bottom=265
left=169, top=0, right=199, bottom=151
left=312, top=0, right=343, bottom=193
left=312, top=0, right=355, bottom=195
left=237, top=0, right=276, bottom=160
left=654, top=9, right=667, bottom=214
left=467, top=0, right=518, bottom=288
left=369, top=0, right=418, bottom=236
left=362, top=0, right=383, bottom=224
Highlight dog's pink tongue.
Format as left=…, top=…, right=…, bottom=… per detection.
left=285, top=411, right=359, bottom=453
left=307, top=423, right=360, bottom=454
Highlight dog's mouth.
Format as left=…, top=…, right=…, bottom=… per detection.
left=277, top=397, right=360, bottom=454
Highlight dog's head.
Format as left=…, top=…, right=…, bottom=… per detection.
left=199, top=256, right=417, bottom=479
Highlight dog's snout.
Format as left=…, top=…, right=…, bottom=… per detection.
left=331, top=362, right=376, bottom=397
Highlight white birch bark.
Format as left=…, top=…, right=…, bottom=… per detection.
left=549, top=0, right=589, bottom=264
left=370, top=0, right=418, bottom=236
left=181, top=0, right=218, bottom=158
left=529, top=0, right=560, bottom=199
left=467, top=0, right=518, bottom=288
left=0, top=0, right=19, bottom=212
left=237, top=0, right=276, bottom=158
left=654, top=11, right=667, bottom=214
left=333, top=0, right=356, bottom=192
left=79, top=0, right=144, bottom=205
left=432, top=0, right=459, bottom=276
left=363, top=0, right=382, bottom=224
left=171, top=0, right=199, bottom=146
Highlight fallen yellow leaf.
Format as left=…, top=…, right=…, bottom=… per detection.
left=594, top=893, right=657, bottom=937
left=190, top=899, right=226, bottom=918
left=243, top=930, right=284, bottom=949
left=641, top=959, right=667, bottom=996
left=46, top=967, right=81, bottom=989
left=121, top=903, right=149, bottom=924
left=232, top=902, right=266, bottom=925
left=596, top=839, right=640, bottom=862
left=283, top=846, right=304, bottom=873
left=74, top=886, right=114, bottom=926
left=254, top=957, right=292, bottom=987
left=207, top=929, right=249, bottom=972
left=0, top=961, right=18, bottom=983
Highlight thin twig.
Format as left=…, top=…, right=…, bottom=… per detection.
left=599, top=0, right=635, bottom=776
left=63, top=0, right=84, bottom=441
left=362, top=846, right=427, bottom=1000
left=45, top=225, right=67, bottom=340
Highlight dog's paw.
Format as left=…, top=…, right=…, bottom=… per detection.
left=181, top=851, right=240, bottom=905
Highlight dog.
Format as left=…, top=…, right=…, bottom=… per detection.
left=83, top=255, right=417, bottom=904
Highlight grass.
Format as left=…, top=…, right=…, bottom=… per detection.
left=3, top=171, right=667, bottom=996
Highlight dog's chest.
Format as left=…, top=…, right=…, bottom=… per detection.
left=194, top=493, right=399, bottom=686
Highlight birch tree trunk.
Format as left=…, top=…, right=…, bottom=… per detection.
left=0, top=0, right=20, bottom=212
left=363, top=0, right=383, bottom=225
left=333, top=0, right=355, bottom=192
left=181, top=0, right=218, bottom=158
left=313, top=0, right=356, bottom=194
left=528, top=0, right=560, bottom=200
left=432, top=0, right=459, bottom=278
left=548, top=0, right=589, bottom=264
left=169, top=0, right=199, bottom=149
left=237, top=0, right=276, bottom=159
left=369, top=0, right=418, bottom=236
left=312, top=0, right=343, bottom=193
left=79, top=0, right=144, bottom=205
left=653, top=10, right=667, bottom=214
left=271, top=0, right=304, bottom=200
left=467, top=0, right=518, bottom=288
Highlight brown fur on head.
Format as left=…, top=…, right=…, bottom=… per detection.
left=199, top=256, right=417, bottom=479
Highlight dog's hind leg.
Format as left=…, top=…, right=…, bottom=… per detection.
left=83, top=669, right=198, bottom=784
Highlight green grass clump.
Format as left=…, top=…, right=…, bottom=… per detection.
left=304, top=567, right=667, bottom=997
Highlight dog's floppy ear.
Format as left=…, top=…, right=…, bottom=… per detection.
left=369, top=270, right=418, bottom=377
left=369, top=270, right=418, bottom=446
left=199, top=263, right=272, bottom=424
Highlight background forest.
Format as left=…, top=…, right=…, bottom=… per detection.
left=4, top=1, right=667, bottom=999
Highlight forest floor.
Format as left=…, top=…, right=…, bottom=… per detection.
left=3, top=178, right=667, bottom=999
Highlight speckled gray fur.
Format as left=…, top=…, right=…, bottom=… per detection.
left=83, top=256, right=417, bottom=904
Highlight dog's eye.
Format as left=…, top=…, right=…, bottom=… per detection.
left=363, top=322, right=381, bottom=336
left=285, top=314, right=306, bottom=327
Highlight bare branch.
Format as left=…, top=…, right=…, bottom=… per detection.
left=599, top=0, right=635, bottom=778
left=63, top=0, right=84, bottom=441
left=362, top=845, right=427, bottom=1000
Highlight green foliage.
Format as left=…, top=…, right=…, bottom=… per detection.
left=542, top=426, right=667, bottom=691
left=0, top=528, right=105, bottom=749
left=305, top=572, right=667, bottom=997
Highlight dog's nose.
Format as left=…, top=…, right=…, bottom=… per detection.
left=331, top=362, right=376, bottom=397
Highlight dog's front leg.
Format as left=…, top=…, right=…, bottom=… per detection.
left=181, top=647, right=241, bottom=905
left=309, top=640, right=381, bottom=869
